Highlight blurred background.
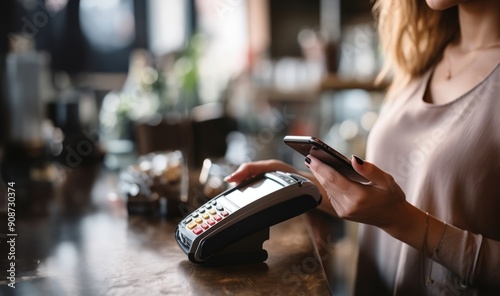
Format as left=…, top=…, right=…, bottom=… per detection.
left=1, top=1, right=386, bottom=169
left=0, top=0, right=389, bottom=228
left=0, top=0, right=389, bottom=294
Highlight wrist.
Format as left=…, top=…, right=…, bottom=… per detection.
left=382, top=202, right=428, bottom=251
left=380, top=203, right=449, bottom=259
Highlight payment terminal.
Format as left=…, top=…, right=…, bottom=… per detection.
left=175, top=171, right=322, bottom=266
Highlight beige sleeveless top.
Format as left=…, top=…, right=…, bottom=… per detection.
left=355, top=63, right=500, bottom=295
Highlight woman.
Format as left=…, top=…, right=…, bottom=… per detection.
left=225, top=0, right=500, bottom=294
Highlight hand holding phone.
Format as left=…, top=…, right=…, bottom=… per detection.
left=283, top=135, right=369, bottom=184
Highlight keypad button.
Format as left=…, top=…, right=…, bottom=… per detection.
left=207, top=219, right=215, bottom=226
left=216, top=206, right=223, bottom=211
left=202, top=213, right=209, bottom=220
left=204, top=204, right=212, bottom=209
left=183, top=217, right=193, bottom=224
left=213, top=215, right=222, bottom=222
left=199, top=209, right=206, bottom=214
left=192, top=213, right=199, bottom=218
left=208, top=209, right=217, bottom=215
left=193, top=226, right=203, bottom=235
left=220, top=211, right=229, bottom=217
left=195, top=218, right=203, bottom=224
left=211, top=200, right=217, bottom=205
left=187, top=221, right=197, bottom=229
left=201, top=223, right=209, bottom=230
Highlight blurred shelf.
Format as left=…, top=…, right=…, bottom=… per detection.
left=256, top=87, right=319, bottom=103
left=321, top=74, right=390, bottom=92
left=73, top=72, right=127, bottom=91
left=256, top=75, right=390, bottom=103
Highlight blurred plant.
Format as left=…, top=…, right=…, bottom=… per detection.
left=99, top=34, right=207, bottom=142
left=172, top=34, right=204, bottom=111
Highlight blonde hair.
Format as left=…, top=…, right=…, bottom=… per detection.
left=373, top=0, right=459, bottom=95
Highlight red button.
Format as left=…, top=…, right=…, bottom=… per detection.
left=201, top=223, right=209, bottom=230
left=213, top=215, right=222, bottom=221
left=207, top=219, right=215, bottom=226
left=220, top=211, right=228, bottom=217
left=193, top=226, right=203, bottom=235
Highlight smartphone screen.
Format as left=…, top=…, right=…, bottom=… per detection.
left=283, top=135, right=369, bottom=184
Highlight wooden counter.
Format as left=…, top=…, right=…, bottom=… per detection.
left=0, top=165, right=339, bottom=295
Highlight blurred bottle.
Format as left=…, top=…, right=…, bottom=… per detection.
left=98, top=49, right=160, bottom=170
left=2, top=48, right=57, bottom=215
left=5, top=51, right=47, bottom=146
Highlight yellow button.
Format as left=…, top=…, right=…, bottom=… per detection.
left=187, top=222, right=197, bottom=229
left=195, top=218, right=203, bottom=224
left=209, top=209, right=216, bottom=215
left=202, top=213, right=209, bottom=219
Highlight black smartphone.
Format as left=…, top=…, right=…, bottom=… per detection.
left=283, top=135, right=369, bottom=184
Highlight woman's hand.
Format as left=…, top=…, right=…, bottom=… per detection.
left=306, top=154, right=408, bottom=231
left=224, top=159, right=299, bottom=184
left=224, top=159, right=338, bottom=216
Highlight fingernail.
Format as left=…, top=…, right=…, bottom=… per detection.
left=353, top=155, right=364, bottom=165
left=305, top=157, right=311, bottom=164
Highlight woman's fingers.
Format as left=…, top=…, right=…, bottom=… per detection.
left=224, top=162, right=261, bottom=184
left=306, top=155, right=353, bottom=194
left=306, top=154, right=406, bottom=227
left=224, top=159, right=296, bottom=184
left=306, top=155, right=360, bottom=218
left=350, top=155, right=399, bottom=192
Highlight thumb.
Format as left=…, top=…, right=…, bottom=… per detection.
left=351, top=155, right=398, bottom=191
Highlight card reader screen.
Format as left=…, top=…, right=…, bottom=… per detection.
left=225, top=178, right=283, bottom=208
